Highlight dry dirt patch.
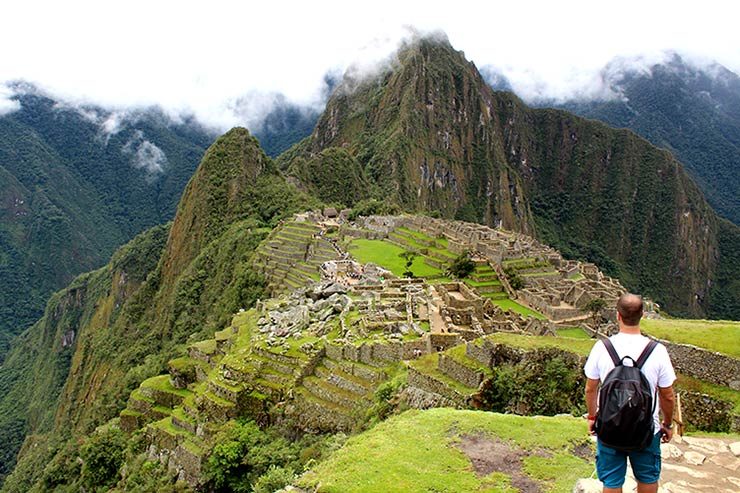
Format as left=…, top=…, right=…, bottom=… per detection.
left=454, top=433, right=542, bottom=493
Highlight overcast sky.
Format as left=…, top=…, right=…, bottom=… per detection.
left=1, top=0, right=739, bottom=129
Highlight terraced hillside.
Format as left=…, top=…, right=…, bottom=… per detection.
left=253, top=220, right=341, bottom=295
left=113, top=213, right=739, bottom=490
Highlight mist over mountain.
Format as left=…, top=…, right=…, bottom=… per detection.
left=280, top=36, right=737, bottom=319
left=520, top=54, right=740, bottom=225
left=0, top=88, right=216, bottom=359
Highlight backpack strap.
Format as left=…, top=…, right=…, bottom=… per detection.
left=635, top=339, right=659, bottom=369
left=601, top=337, right=621, bottom=366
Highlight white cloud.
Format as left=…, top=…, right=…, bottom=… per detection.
left=0, top=1, right=738, bottom=128
left=123, top=130, right=167, bottom=177
left=0, top=84, right=20, bottom=116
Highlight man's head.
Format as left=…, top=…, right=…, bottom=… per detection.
left=617, top=293, right=643, bottom=326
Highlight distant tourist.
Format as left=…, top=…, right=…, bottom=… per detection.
left=583, top=293, right=676, bottom=493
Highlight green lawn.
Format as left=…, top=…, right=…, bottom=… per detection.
left=491, top=299, right=546, bottom=320
left=348, top=239, right=442, bottom=278
left=481, top=332, right=595, bottom=357
left=296, top=408, right=593, bottom=493
left=556, top=327, right=591, bottom=340
left=641, top=319, right=740, bottom=358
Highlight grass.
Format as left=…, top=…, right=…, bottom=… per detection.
left=675, top=374, right=740, bottom=414
left=491, top=299, right=546, bottom=320
left=641, top=319, right=740, bottom=358
left=296, top=408, right=593, bottom=493
left=348, top=239, right=442, bottom=278
left=409, top=354, right=478, bottom=396
left=556, top=327, right=591, bottom=340
left=140, top=375, right=192, bottom=397
left=481, top=333, right=595, bottom=357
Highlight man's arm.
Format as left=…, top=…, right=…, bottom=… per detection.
left=585, top=378, right=600, bottom=434
left=658, top=385, right=675, bottom=442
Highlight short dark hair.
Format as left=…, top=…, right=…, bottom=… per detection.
left=617, top=293, right=643, bottom=326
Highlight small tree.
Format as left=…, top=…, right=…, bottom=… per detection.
left=399, top=251, right=417, bottom=278
left=585, top=298, right=607, bottom=323
left=447, top=251, right=476, bottom=279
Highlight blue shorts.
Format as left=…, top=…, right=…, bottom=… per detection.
left=596, top=433, right=662, bottom=488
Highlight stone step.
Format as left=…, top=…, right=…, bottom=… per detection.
left=295, top=262, right=319, bottom=277
left=282, top=223, right=319, bottom=235
left=188, top=339, right=221, bottom=367
left=483, top=292, right=509, bottom=300
left=147, top=417, right=191, bottom=451
left=423, top=257, right=446, bottom=270
left=276, top=230, right=313, bottom=243
left=259, top=367, right=296, bottom=387
left=437, top=354, right=486, bottom=390
left=253, top=377, right=288, bottom=397
left=208, top=377, right=244, bottom=403
left=220, top=359, right=258, bottom=383
left=472, top=283, right=503, bottom=294
left=170, top=407, right=198, bottom=435
left=250, top=352, right=301, bottom=377
left=292, top=388, right=355, bottom=433
left=197, top=390, right=238, bottom=422
left=128, top=389, right=154, bottom=414
left=253, top=347, right=306, bottom=367
left=120, top=409, right=143, bottom=433
left=140, top=376, right=191, bottom=408
left=264, top=248, right=303, bottom=264
left=406, top=367, right=471, bottom=408
left=323, top=358, right=388, bottom=384
left=302, top=376, right=369, bottom=409
left=315, top=366, right=375, bottom=395
left=284, top=269, right=312, bottom=287
left=471, top=272, right=498, bottom=283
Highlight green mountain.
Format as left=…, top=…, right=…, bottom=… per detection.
left=0, top=128, right=318, bottom=486
left=280, top=36, right=738, bottom=319
left=555, top=54, right=740, bottom=225
left=0, top=89, right=215, bottom=358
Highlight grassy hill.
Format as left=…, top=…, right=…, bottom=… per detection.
left=296, top=408, right=593, bottom=493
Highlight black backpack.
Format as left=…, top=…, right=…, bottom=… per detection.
left=594, top=337, right=658, bottom=451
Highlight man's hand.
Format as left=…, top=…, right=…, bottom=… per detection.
left=660, top=424, right=673, bottom=443
left=585, top=378, right=600, bottom=436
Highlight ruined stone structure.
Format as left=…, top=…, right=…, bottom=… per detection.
left=118, top=214, right=738, bottom=488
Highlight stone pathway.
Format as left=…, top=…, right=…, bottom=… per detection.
left=575, top=435, right=740, bottom=492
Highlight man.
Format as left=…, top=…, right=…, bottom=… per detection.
left=584, top=293, right=676, bottom=493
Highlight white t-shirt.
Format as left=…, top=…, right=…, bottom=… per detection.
left=584, top=332, right=677, bottom=431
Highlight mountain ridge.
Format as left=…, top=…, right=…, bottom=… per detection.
left=281, top=36, right=736, bottom=318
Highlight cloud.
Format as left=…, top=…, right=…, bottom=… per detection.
left=123, top=130, right=167, bottom=178
left=0, top=1, right=738, bottom=128
left=0, top=84, right=20, bottom=116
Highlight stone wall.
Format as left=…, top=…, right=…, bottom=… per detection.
left=657, top=338, right=740, bottom=390
left=438, top=355, right=485, bottom=389
left=406, top=367, right=469, bottom=407
left=680, top=391, right=738, bottom=433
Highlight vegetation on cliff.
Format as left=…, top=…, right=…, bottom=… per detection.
left=0, top=128, right=318, bottom=490
left=0, top=92, right=214, bottom=360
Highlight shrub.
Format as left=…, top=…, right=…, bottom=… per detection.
left=476, top=349, right=585, bottom=416
left=447, top=251, right=475, bottom=279
left=80, top=428, right=127, bottom=491
left=252, top=465, right=296, bottom=493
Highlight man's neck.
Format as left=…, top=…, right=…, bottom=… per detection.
left=618, top=323, right=641, bottom=335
